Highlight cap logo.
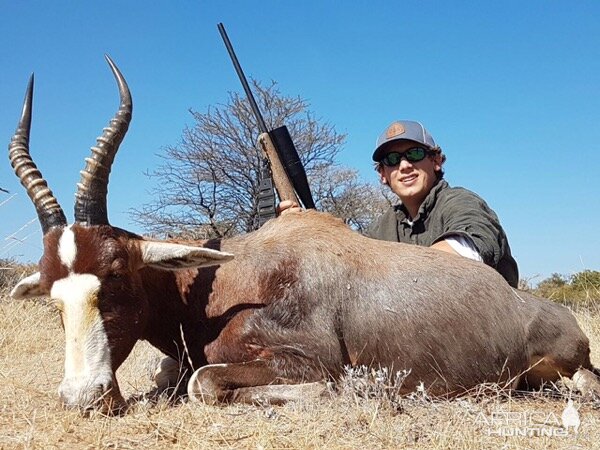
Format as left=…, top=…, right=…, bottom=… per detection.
left=386, top=122, right=405, bottom=139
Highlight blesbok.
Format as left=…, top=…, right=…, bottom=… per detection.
left=9, top=57, right=600, bottom=414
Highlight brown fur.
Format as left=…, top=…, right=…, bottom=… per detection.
left=23, top=210, right=597, bottom=409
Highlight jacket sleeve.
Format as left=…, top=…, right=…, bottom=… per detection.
left=432, top=189, right=508, bottom=267
left=366, top=207, right=399, bottom=242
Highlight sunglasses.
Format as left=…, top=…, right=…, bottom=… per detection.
left=380, top=147, right=430, bottom=167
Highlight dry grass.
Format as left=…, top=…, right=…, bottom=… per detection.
left=1, top=296, right=599, bottom=449
left=0, top=261, right=37, bottom=298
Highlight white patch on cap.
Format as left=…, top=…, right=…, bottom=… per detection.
left=58, top=226, right=78, bottom=270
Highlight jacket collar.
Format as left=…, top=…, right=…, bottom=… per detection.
left=395, top=179, right=448, bottom=223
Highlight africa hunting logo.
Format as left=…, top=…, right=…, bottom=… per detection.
left=475, top=400, right=581, bottom=437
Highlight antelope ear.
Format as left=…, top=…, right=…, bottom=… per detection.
left=11, top=272, right=46, bottom=299
left=139, top=241, right=234, bottom=271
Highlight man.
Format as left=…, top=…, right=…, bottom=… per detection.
left=368, top=120, right=518, bottom=287
left=278, top=119, right=518, bottom=287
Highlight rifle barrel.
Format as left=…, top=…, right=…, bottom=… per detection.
left=217, top=23, right=268, bottom=134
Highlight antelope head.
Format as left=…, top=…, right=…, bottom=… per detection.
left=8, top=57, right=233, bottom=414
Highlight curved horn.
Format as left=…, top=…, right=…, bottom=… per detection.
left=74, top=55, right=133, bottom=225
left=8, top=74, right=67, bottom=234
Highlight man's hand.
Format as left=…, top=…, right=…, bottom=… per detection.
left=277, top=200, right=302, bottom=215
left=430, top=240, right=461, bottom=256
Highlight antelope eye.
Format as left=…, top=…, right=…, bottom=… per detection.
left=109, top=258, right=127, bottom=279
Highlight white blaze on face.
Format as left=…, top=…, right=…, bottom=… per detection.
left=58, top=226, right=78, bottom=270
left=52, top=227, right=113, bottom=405
left=51, top=274, right=110, bottom=378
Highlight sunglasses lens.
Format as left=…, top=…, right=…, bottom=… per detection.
left=381, top=148, right=427, bottom=166
left=383, top=152, right=401, bottom=166
left=405, top=148, right=426, bottom=162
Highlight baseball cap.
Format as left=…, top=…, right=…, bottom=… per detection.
left=372, top=120, right=437, bottom=161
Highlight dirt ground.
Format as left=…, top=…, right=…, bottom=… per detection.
left=1, top=296, right=599, bottom=449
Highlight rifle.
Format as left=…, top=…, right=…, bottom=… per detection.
left=217, top=23, right=315, bottom=228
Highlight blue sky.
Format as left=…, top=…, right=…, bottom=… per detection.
left=1, top=1, right=598, bottom=282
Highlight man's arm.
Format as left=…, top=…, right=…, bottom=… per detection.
left=431, top=239, right=460, bottom=255
left=431, top=235, right=483, bottom=261
left=432, top=188, right=506, bottom=267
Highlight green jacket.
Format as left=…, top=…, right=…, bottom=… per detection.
left=367, top=180, right=519, bottom=287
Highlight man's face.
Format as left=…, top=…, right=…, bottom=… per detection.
left=377, top=140, right=443, bottom=211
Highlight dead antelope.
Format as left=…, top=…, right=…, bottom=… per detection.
left=9, top=57, right=600, bottom=414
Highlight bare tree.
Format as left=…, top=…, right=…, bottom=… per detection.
left=310, top=166, right=394, bottom=234
left=131, top=80, right=386, bottom=238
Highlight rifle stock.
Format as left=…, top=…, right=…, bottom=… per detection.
left=217, top=22, right=316, bottom=221
left=258, top=133, right=298, bottom=204
left=268, top=125, right=316, bottom=209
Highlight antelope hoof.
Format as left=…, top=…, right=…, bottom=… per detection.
left=187, top=366, right=222, bottom=405
left=572, top=368, right=600, bottom=399
left=154, top=356, right=184, bottom=392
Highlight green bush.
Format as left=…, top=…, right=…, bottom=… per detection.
left=533, top=270, right=600, bottom=308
